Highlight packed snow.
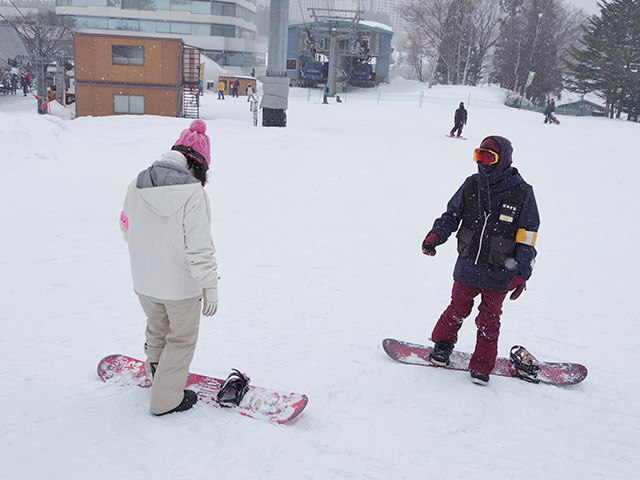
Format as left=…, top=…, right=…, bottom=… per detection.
left=1, top=79, right=638, bottom=479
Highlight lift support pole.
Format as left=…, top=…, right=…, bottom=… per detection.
left=262, top=0, right=290, bottom=127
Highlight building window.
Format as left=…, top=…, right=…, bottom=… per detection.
left=112, top=45, right=145, bottom=65
left=122, top=0, right=154, bottom=10
left=212, top=1, right=235, bottom=17
left=114, top=94, right=145, bottom=114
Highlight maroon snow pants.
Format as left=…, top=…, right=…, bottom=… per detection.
left=431, top=280, right=508, bottom=374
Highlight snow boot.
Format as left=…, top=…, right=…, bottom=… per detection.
left=510, top=345, right=541, bottom=383
left=449, top=132, right=454, bottom=137
left=154, top=389, right=198, bottom=416
left=429, top=340, right=455, bottom=367
left=470, top=371, right=490, bottom=385
left=217, top=369, right=250, bottom=407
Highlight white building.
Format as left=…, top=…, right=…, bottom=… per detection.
left=54, top=0, right=264, bottom=73
left=369, top=0, right=408, bottom=34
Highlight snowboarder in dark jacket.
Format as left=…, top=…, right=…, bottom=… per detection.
left=544, top=99, right=557, bottom=124
left=450, top=102, right=468, bottom=137
left=421, top=136, right=540, bottom=385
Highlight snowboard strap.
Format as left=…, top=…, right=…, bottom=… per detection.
left=216, top=369, right=251, bottom=407
left=510, top=345, right=541, bottom=383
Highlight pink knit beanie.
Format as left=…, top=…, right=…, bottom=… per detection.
left=172, top=119, right=211, bottom=168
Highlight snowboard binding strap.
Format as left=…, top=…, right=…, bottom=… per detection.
left=510, top=345, right=541, bottom=384
left=216, top=369, right=251, bottom=407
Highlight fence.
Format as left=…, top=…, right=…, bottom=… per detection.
left=289, top=86, right=503, bottom=109
left=505, top=96, right=607, bottom=117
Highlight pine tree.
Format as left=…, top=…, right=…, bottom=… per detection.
left=566, top=0, right=640, bottom=119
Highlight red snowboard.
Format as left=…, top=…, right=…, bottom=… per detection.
left=97, top=354, right=308, bottom=423
left=382, top=338, right=587, bottom=386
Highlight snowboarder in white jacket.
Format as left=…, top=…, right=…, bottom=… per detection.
left=120, top=119, right=218, bottom=416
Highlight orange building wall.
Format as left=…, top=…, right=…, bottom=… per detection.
left=74, top=33, right=183, bottom=117
left=75, top=85, right=179, bottom=117
left=75, top=34, right=180, bottom=85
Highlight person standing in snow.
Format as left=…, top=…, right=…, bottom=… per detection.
left=120, top=119, right=219, bottom=415
left=217, top=80, right=225, bottom=100
left=421, top=136, right=540, bottom=385
left=450, top=102, right=468, bottom=138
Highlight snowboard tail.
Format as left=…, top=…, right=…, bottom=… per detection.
left=97, top=354, right=308, bottom=423
left=382, top=338, right=587, bottom=386
left=445, top=134, right=467, bottom=140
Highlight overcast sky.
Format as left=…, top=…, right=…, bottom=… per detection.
left=564, top=0, right=600, bottom=14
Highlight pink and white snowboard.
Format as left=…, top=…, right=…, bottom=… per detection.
left=97, top=354, right=308, bottom=423
left=382, top=338, right=587, bottom=386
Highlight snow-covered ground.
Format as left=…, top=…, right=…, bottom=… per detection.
left=1, top=79, right=638, bottom=479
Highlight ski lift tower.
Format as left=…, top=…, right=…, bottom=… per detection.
left=308, top=8, right=362, bottom=97
left=262, top=0, right=290, bottom=127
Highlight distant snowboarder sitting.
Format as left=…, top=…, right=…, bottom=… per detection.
left=450, top=102, right=467, bottom=137
left=421, top=136, right=540, bottom=385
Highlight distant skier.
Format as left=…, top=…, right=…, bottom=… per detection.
left=421, top=136, right=540, bottom=385
left=323, top=85, right=329, bottom=104
left=450, top=102, right=467, bottom=137
left=544, top=99, right=557, bottom=124
left=120, top=120, right=219, bottom=416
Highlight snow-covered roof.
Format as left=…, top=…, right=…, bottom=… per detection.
left=289, top=20, right=393, bottom=35
left=358, top=20, right=393, bottom=34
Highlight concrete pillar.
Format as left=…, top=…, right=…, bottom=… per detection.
left=262, top=0, right=290, bottom=127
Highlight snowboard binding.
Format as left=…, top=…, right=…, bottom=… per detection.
left=216, top=369, right=251, bottom=407
left=510, top=345, right=541, bottom=383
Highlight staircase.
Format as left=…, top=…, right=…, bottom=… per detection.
left=182, top=46, right=200, bottom=118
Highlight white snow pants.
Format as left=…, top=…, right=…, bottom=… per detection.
left=137, top=293, right=201, bottom=415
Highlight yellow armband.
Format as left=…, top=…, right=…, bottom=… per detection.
left=516, top=229, right=537, bottom=247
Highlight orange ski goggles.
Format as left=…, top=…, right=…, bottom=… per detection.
left=473, top=148, right=499, bottom=165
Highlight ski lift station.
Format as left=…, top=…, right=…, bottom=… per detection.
left=286, top=10, right=393, bottom=91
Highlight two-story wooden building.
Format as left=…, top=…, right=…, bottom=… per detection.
left=74, top=32, right=201, bottom=118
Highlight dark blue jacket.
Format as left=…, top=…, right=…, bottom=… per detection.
left=429, top=136, right=540, bottom=291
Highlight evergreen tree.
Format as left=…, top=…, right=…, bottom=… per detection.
left=566, top=0, right=640, bottom=119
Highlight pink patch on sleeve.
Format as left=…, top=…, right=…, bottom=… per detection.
left=120, top=210, right=129, bottom=230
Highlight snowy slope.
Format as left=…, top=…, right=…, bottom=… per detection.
left=1, top=80, right=638, bottom=480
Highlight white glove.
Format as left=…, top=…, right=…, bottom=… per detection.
left=202, top=288, right=218, bottom=316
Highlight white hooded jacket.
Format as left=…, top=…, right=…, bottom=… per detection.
left=120, top=151, right=218, bottom=300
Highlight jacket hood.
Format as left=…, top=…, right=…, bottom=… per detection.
left=476, top=136, right=525, bottom=212
left=135, top=153, right=201, bottom=217
left=479, top=135, right=513, bottom=175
